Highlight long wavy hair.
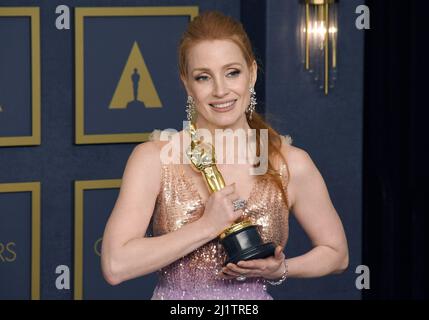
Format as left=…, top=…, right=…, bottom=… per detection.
left=178, top=11, right=290, bottom=209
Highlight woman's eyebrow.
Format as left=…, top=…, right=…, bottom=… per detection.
left=192, top=62, right=243, bottom=73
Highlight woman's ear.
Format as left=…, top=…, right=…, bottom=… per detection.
left=180, top=75, right=191, bottom=96
left=250, top=60, right=258, bottom=88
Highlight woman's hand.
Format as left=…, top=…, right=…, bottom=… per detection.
left=199, top=183, right=244, bottom=238
left=220, top=245, right=286, bottom=280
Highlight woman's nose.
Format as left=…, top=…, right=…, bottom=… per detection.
left=213, top=77, right=229, bottom=97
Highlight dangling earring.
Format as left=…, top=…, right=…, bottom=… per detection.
left=186, top=95, right=197, bottom=123
left=246, top=87, right=257, bottom=121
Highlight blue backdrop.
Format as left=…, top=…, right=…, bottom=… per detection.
left=0, top=0, right=362, bottom=300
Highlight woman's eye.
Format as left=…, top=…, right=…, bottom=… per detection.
left=227, top=70, right=241, bottom=77
left=194, top=70, right=240, bottom=81
left=195, top=75, right=209, bottom=81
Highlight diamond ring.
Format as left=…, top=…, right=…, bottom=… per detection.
left=232, top=199, right=246, bottom=211
left=236, top=275, right=247, bottom=281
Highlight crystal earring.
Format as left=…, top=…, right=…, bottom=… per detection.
left=186, top=95, right=197, bottom=123
left=246, top=87, right=257, bottom=121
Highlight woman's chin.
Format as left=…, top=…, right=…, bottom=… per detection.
left=199, top=109, right=247, bottom=129
left=210, top=116, right=244, bottom=129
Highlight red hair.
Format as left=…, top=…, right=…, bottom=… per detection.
left=178, top=11, right=290, bottom=209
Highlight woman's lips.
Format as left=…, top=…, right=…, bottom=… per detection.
left=209, top=99, right=237, bottom=113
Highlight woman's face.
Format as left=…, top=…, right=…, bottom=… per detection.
left=182, top=39, right=257, bottom=129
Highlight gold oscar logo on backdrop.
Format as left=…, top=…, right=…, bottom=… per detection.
left=109, top=41, right=162, bottom=110
left=0, top=241, right=17, bottom=262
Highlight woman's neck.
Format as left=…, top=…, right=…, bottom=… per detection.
left=192, top=116, right=254, bottom=165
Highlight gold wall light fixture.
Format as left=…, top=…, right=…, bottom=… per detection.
left=301, top=0, right=338, bottom=95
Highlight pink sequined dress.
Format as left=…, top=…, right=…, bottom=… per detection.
left=150, top=130, right=292, bottom=300
left=149, top=132, right=292, bottom=300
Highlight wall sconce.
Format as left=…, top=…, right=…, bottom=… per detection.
left=300, top=0, right=338, bottom=95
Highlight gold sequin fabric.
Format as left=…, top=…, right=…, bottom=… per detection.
left=150, top=161, right=290, bottom=300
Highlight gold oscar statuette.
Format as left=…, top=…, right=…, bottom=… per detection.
left=186, top=122, right=275, bottom=265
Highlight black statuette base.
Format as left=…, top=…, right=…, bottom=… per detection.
left=220, top=225, right=276, bottom=265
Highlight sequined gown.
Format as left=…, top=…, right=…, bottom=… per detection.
left=149, top=133, right=291, bottom=300
left=150, top=130, right=292, bottom=300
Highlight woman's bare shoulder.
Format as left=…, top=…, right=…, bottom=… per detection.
left=132, top=140, right=164, bottom=162
left=131, top=129, right=185, bottom=167
left=112, top=139, right=166, bottom=213
left=279, top=135, right=315, bottom=179
left=133, top=129, right=181, bottom=157
left=278, top=135, right=320, bottom=209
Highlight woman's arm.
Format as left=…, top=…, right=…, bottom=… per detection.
left=220, top=141, right=349, bottom=280
left=285, top=144, right=349, bottom=277
left=101, top=141, right=217, bottom=285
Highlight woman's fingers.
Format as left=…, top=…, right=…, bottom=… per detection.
left=221, top=246, right=287, bottom=280
left=226, top=192, right=242, bottom=203
left=222, top=266, right=242, bottom=277
left=274, top=246, right=285, bottom=260
left=236, top=254, right=284, bottom=270
left=224, top=263, right=260, bottom=275
left=221, top=266, right=258, bottom=279
left=219, top=183, right=236, bottom=196
left=236, top=259, right=267, bottom=269
left=218, top=273, right=236, bottom=280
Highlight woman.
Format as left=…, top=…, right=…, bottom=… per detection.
left=101, top=11, right=349, bottom=300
